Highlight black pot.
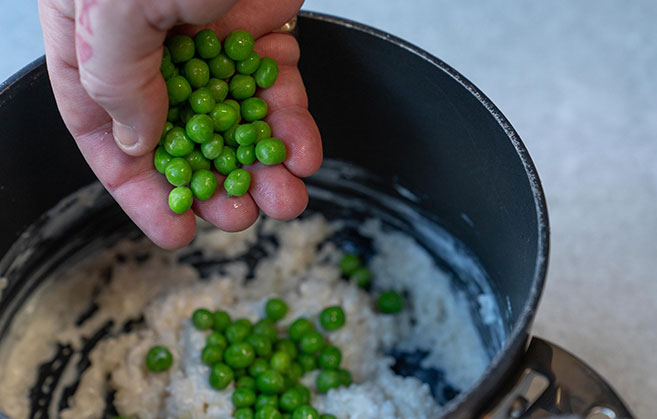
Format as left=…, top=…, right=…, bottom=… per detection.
left=0, top=12, right=632, bottom=419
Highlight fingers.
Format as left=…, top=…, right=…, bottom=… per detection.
left=72, top=0, right=238, bottom=156
left=255, top=34, right=323, bottom=178
left=75, top=126, right=198, bottom=249
left=176, top=0, right=304, bottom=40
left=192, top=173, right=260, bottom=232
left=248, top=164, right=308, bottom=220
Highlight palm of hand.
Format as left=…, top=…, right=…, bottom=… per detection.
left=39, top=0, right=322, bottom=249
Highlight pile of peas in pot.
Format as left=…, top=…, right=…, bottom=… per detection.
left=147, top=298, right=351, bottom=419
left=157, top=29, right=286, bottom=214
left=142, top=256, right=406, bottom=418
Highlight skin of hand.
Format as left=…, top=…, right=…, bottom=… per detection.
left=38, top=0, right=322, bottom=249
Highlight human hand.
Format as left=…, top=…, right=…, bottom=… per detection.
left=38, top=0, right=322, bottom=249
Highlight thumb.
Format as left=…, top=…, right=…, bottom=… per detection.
left=74, top=0, right=238, bottom=156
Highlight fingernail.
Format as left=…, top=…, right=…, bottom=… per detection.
left=113, top=120, right=141, bottom=152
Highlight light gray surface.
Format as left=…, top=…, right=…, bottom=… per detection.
left=2, top=1, right=655, bottom=417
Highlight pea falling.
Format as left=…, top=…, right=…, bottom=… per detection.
left=157, top=29, right=284, bottom=214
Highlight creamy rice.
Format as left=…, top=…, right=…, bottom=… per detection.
left=0, top=215, right=490, bottom=419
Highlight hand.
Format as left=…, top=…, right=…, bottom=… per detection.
left=38, top=0, right=322, bottom=249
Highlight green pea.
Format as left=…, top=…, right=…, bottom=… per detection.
left=164, top=127, right=194, bottom=156
left=270, top=351, right=291, bottom=373
left=226, top=319, right=253, bottom=344
left=209, top=363, right=234, bottom=390
left=338, top=254, right=361, bottom=276
left=167, top=106, right=180, bottom=122
left=183, top=58, right=210, bottom=89
left=235, top=407, right=255, bottom=419
left=256, top=394, right=279, bottom=410
left=206, top=78, right=229, bottom=102
left=224, top=168, right=251, bottom=197
left=194, top=29, right=221, bottom=59
left=252, top=120, right=272, bottom=141
left=189, top=169, right=217, bottom=201
left=279, top=388, right=303, bottom=412
left=185, top=149, right=211, bottom=172
left=350, top=266, right=372, bottom=288
left=241, top=97, right=268, bottom=122
left=236, top=145, right=256, bottom=165
left=224, top=99, right=241, bottom=113
left=180, top=103, right=195, bottom=124
left=256, top=369, right=285, bottom=394
left=230, top=74, right=256, bottom=100
left=237, top=50, right=261, bottom=74
left=166, top=75, right=192, bottom=105
left=168, top=186, right=193, bottom=214
left=246, top=334, right=273, bottom=358
left=192, top=308, right=214, bottom=330
left=299, top=331, right=324, bottom=354
left=201, top=134, right=224, bottom=160
left=224, top=123, right=240, bottom=147
left=288, top=318, right=315, bottom=342
left=225, top=30, right=255, bottom=61
left=256, top=405, right=282, bottom=419
left=154, top=146, right=173, bottom=174
left=145, top=345, right=173, bottom=372
left=165, top=157, right=192, bottom=187
left=254, top=57, right=279, bottom=88
left=255, top=138, right=286, bottom=165
left=233, top=387, right=257, bottom=407
left=225, top=342, right=256, bottom=369
left=235, top=123, right=258, bottom=146
left=274, top=339, right=298, bottom=359
left=201, top=344, right=224, bottom=365
left=162, top=45, right=171, bottom=62
left=253, top=319, right=278, bottom=342
left=210, top=103, right=238, bottom=132
left=248, top=357, right=270, bottom=377
left=237, top=375, right=256, bottom=390
left=319, top=306, right=346, bottom=331
left=377, top=290, right=404, bottom=314
left=288, top=362, right=303, bottom=381
left=166, top=34, right=195, bottom=63
left=265, top=298, right=288, bottom=321
left=212, top=310, right=232, bottom=332
left=206, top=331, right=228, bottom=349
left=160, top=121, right=174, bottom=141
left=188, top=88, right=216, bottom=114
left=316, top=370, right=341, bottom=393
left=291, top=405, right=318, bottom=419
left=160, top=58, right=175, bottom=80
left=297, top=353, right=316, bottom=372
left=213, top=146, right=238, bottom=175
left=318, top=346, right=341, bottom=370
left=294, top=385, right=311, bottom=405
left=208, top=53, right=236, bottom=79
left=338, top=368, right=352, bottom=387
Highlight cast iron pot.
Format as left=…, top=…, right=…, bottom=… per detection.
left=0, top=12, right=632, bottom=419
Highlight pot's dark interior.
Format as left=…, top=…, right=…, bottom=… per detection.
left=0, top=12, right=548, bottom=419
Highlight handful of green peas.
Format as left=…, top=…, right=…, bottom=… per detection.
left=157, top=29, right=286, bottom=214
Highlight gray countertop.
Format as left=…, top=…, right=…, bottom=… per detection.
left=2, top=1, right=655, bottom=417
